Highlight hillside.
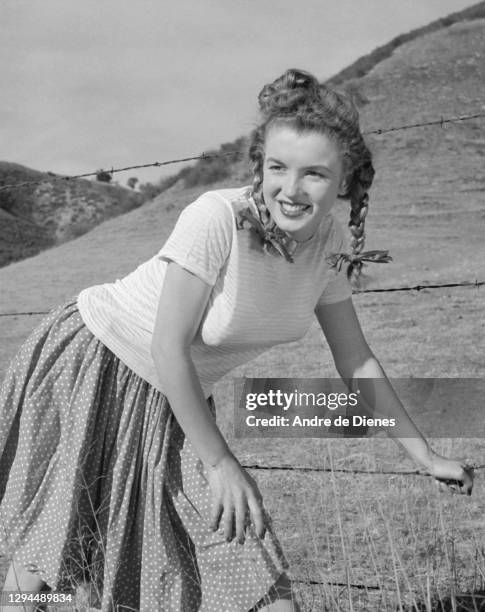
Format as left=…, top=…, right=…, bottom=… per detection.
left=327, top=0, right=485, bottom=84
left=0, top=162, right=142, bottom=267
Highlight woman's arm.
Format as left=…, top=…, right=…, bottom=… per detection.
left=151, top=261, right=230, bottom=466
left=151, top=262, right=266, bottom=542
left=315, top=297, right=474, bottom=494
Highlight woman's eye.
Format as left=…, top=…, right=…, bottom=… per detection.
left=269, top=165, right=284, bottom=171
left=307, top=170, right=325, bottom=178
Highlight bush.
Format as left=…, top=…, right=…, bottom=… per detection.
left=135, top=136, right=247, bottom=201
left=96, top=169, right=112, bottom=183
left=183, top=153, right=231, bottom=188
left=138, top=182, right=162, bottom=202
left=0, top=187, right=16, bottom=212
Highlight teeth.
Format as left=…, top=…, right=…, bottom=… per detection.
left=280, top=202, right=309, bottom=213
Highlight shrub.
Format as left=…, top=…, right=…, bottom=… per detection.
left=95, top=169, right=112, bottom=183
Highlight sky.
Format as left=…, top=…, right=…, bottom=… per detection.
left=0, top=0, right=478, bottom=187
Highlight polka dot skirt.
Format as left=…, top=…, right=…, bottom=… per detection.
left=0, top=301, right=289, bottom=611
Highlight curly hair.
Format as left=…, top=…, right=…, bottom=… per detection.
left=248, top=68, right=375, bottom=280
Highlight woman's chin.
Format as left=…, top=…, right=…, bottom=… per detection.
left=273, top=214, right=314, bottom=240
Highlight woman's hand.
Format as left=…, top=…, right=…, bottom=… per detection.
left=427, top=451, right=474, bottom=496
left=204, top=454, right=266, bottom=544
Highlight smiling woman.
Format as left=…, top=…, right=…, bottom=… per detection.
left=248, top=70, right=379, bottom=278
left=0, top=68, right=474, bottom=612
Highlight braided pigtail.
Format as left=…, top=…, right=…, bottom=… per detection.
left=346, top=161, right=373, bottom=280
left=332, top=139, right=391, bottom=283
left=248, top=125, right=271, bottom=225
left=347, top=191, right=370, bottom=279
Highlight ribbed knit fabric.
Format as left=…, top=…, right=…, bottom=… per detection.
left=77, top=186, right=351, bottom=396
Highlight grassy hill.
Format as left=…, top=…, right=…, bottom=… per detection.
left=327, top=0, right=485, bottom=85
left=0, top=162, right=142, bottom=267
left=1, top=7, right=485, bottom=611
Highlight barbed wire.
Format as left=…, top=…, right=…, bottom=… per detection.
left=242, top=463, right=484, bottom=474
left=0, top=151, right=243, bottom=193
left=0, top=110, right=484, bottom=193
left=363, top=110, right=485, bottom=135
left=0, top=278, right=482, bottom=317
left=353, top=279, right=484, bottom=294
left=0, top=310, right=49, bottom=317
left=292, top=576, right=381, bottom=590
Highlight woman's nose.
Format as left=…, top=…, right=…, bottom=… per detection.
left=281, top=174, right=301, bottom=199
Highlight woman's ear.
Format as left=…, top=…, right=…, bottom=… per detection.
left=338, top=174, right=350, bottom=198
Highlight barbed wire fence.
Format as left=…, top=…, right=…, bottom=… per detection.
left=1, top=109, right=484, bottom=316
left=0, top=110, right=484, bottom=193
left=0, top=279, right=483, bottom=318
left=1, top=109, right=484, bottom=596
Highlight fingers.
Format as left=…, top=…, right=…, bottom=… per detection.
left=436, top=479, right=462, bottom=495
left=209, top=497, right=248, bottom=543
left=209, top=493, right=266, bottom=543
left=435, top=466, right=474, bottom=496
left=247, top=496, right=266, bottom=540
left=209, top=499, right=223, bottom=532
left=223, top=503, right=236, bottom=542
left=206, top=461, right=267, bottom=543
left=210, top=500, right=238, bottom=543
left=461, top=466, right=474, bottom=496
left=218, top=496, right=266, bottom=544
left=234, top=497, right=247, bottom=544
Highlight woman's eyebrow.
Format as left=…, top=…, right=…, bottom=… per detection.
left=266, top=157, right=333, bottom=173
left=306, top=164, right=333, bottom=174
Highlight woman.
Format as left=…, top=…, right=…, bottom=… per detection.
left=0, top=69, right=474, bottom=612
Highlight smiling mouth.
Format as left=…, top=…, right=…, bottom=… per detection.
left=279, top=201, right=312, bottom=217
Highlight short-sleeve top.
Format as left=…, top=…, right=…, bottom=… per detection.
left=77, top=186, right=351, bottom=397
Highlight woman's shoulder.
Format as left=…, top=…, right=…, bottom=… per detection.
left=189, top=185, right=253, bottom=218
left=161, top=186, right=253, bottom=255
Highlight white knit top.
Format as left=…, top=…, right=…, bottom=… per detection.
left=77, top=186, right=352, bottom=397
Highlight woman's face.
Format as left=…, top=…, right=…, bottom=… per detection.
left=261, top=124, right=344, bottom=242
